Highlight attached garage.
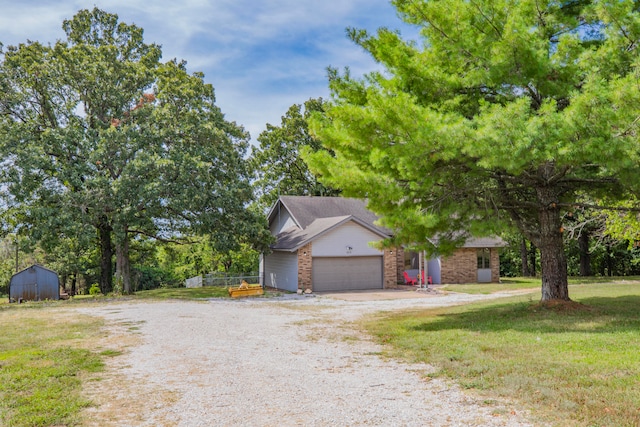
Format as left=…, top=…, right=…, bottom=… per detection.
left=312, top=256, right=383, bottom=292
left=263, top=196, right=397, bottom=293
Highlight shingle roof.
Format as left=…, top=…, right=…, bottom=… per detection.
left=272, top=215, right=354, bottom=250
left=462, top=236, right=508, bottom=248
left=427, top=234, right=508, bottom=248
left=267, top=196, right=506, bottom=251
left=268, top=196, right=390, bottom=251
left=277, top=195, right=385, bottom=231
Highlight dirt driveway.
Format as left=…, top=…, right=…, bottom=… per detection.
left=75, top=290, right=536, bottom=426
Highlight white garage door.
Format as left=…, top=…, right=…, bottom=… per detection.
left=312, top=257, right=383, bottom=292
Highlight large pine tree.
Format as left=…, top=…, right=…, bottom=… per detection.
left=307, top=0, right=640, bottom=302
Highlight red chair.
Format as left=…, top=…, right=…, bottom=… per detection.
left=420, top=271, right=433, bottom=285
left=403, top=271, right=417, bottom=286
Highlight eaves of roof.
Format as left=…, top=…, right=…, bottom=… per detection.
left=271, top=215, right=390, bottom=252
left=461, top=236, right=509, bottom=248
left=10, top=264, right=58, bottom=280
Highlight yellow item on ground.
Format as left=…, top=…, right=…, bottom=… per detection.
left=228, top=281, right=264, bottom=298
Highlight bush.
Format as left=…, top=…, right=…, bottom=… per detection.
left=88, top=283, right=101, bottom=295
left=133, top=266, right=181, bottom=291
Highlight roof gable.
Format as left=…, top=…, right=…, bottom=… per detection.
left=269, top=196, right=386, bottom=231
left=267, top=196, right=506, bottom=252
left=11, top=264, right=58, bottom=279
left=268, top=196, right=390, bottom=251
left=272, top=215, right=389, bottom=251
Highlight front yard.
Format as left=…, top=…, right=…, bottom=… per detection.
left=2, top=278, right=640, bottom=426
left=0, top=305, right=108, bottom=426
left=363, top=279, right=640, bottom=426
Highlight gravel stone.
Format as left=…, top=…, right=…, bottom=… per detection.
left=76, top=291, right=537, bottom=426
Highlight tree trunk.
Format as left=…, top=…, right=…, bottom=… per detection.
left=529, top=243, right=537, bottom=277
left=537, top=190, right=570, bottom=301
left=98, top=216, right=113, bottom=294
left=606, top=243, right=614, bottom=276
left=115, top=228, right=131, bottom=294
left=223, top=257, right=233, bottom=272
left=71, top=273, right=77, bottom=296
left=578, top=231, right=591, bottom=276
left=520, top=237, right=530, bottom=277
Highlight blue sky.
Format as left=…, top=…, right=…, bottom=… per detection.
left=0, top=0, right=416, bottom=144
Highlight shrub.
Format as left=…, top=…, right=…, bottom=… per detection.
left=133, top=266, right=181, bottom=291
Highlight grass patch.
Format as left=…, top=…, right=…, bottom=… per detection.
left=441, top=276, right=640, bottom=295
left=442, top=277, right=541, bottom=294
left=568, top=276, right=640, bottom=285
left=0, top=306, right=105, bottom=427
left=133, top=285, right=285, bottom=300
left=99, top=349, right=124, bottom=357
left=3, top=285, right=283, bottom=304
left=133, top=286, right=231, bottom=299
left=363, top=282, right=640, bottom=426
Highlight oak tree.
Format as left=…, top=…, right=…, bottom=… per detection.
left=0, top=8, right=269, bottom=293
left=250, top=98, right=339, bottom=210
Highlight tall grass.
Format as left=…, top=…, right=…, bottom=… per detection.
left=363, top=282, right=640, bottom=426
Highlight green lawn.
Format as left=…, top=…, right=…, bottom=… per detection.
left=132, top=284, right=278, bottom=300
left=1, top=284, right=276, bottom=305
left=440, top=276, right=640, bottom=295
left=441, top=277, right=541, bottom=294
left=363, top=281, right=640, bottom=426
left=0, top=305, right=106, bottom=427
left=3, top=279, right=639, bottom=426
left=133, top=285, right=232, bottom=299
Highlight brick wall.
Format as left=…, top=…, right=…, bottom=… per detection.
left=297, top=243, right=312, bottom=291
left=440, top=248, right=501, bottom=284
left=383, top=248, right=399, bottom=289
left=490, top=248, right=500, bottom=283
left=440, top=248, right=477, bottom=284
left=395, top=247, right=405, bottom=284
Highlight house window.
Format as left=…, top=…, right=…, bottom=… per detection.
left=404, top=251, right=419, bottom=269
left=477, top=248, right=491, bottom=269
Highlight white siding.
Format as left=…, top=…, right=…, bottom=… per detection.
left=312, top=222, right=384, bottom=257
left=477, top=268, right=492, bottom=283
left=263, top=251, right=298, bottom=292
left=427, top=258, right=441, bottom=285
left=270, top=209, right=297, bottom=235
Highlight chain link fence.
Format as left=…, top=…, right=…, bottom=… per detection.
left=185, top=272, right=260, bottom=288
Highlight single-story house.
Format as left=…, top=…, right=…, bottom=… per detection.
left=402, top=237, right=506, bottom=285
left=9, top=264, right=60, bottom=302
left=260, top=196, right=506, bottom=293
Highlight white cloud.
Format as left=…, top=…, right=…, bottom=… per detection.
left=0, top=0, right=416, bottom=143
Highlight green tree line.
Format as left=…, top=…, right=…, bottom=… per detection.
left=0, top=8, right=271, bottom=294
left=5, top=3, right=640, bottom=300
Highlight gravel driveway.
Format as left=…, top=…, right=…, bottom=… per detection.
left=76, top=290, right=536, bottom=426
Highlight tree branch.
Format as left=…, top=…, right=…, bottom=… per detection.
left=128, top=228, right=191, bottom=244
